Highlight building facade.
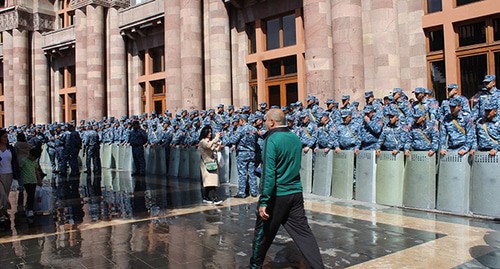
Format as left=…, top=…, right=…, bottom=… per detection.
left=0, top=0, right=497, bottom=127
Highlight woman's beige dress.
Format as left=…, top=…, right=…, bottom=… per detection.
left=199, top=137, right=220, bottom=187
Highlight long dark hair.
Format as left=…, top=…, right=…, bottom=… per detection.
left=199, top=126, right=213, bottom=141
left=0, top=129, right=7, bottom=145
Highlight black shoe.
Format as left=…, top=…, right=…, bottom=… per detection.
left=233, top=194, right=247, bottom=199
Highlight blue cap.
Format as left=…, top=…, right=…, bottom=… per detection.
left=364, top=91, right=374, bottom=98
left=388, top=108, right=399, bottom=116
left=242, top=105, right=251, bottom=112
left=483, top=75, right=496, bottom=83
left=485, top=102, right=497, bottom=110
left=299, top=111, right=309, bottom=118
left=340, top=109, right=352, bottom=118
left=216, top=103, right=224, bottom=108
left=281, top=106, right=287, bottom=111
left=286, top=115, right=295, bottom=122
left=363, top=105, right=375, bottom=114
left=353, top=101, right=359, bottom=107
left=259, top=102, right=267, bottom=108
left=325, top=98, right=335, bottom=104
left=295, top=101, right=303, bottom=107
left=320, top=112, right=330, bottom=118
left=393, top=88, right=403, bottom=94
left=341, top=95, right=350, bottom=100
left=270, top=105, right=279, bottom=109
left=208, top=109, right=215, bottom=114
left=447, top=84, right=459, bottom=89
left=413, top=108, right=426, bottom=118
left=414, top=87, right=426, bottom=94
left=425, top=89, right=432, bottom=95
left=306, top=95, right=315, bottom=101
left=228, top=105, right=234, bottom=110
left=239, top=114, right=249, bottom=121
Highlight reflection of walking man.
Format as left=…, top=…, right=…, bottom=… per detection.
left=250, top=109, right=324, bottom=269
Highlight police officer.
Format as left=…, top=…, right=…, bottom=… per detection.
left=404, top=108, right=439, bottom=157
left=129, top=120, right=148, bottom=176
left=258, top=102, right=268, bottom=114
left=392, top=88, right=412, bottom=126
left=360, top=105, right=383, bottom=150
left=472, top=75, right=500, bottom=120
left=297, top=111, right=318, bottom=153
left=471, top=102, right=499, bottom=156
left=376, top=108, right=408, bottom=156
left=334, top=110, right=361, bottom=154
left=66, top=124, right=82, bottom=177
left=55, top=125, right=68, bottom=175
left=440, top=84, right=471, bottom=120
left=412, top=87, right=436, bottom=123
left=314, top=112, right=335, bottom=153
left=229, top=114, right=259, bottom=198
left=85, top=124, right=101, bottom=174
left=440, top=98, right=476, bottom=156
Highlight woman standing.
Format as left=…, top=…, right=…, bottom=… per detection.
left=0, top=129, right=21, bottom=222
left=198, top=126, right=223, bottom=205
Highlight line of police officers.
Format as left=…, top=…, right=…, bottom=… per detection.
left=5, top=74, right=500, bottom=196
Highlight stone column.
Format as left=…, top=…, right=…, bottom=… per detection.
left=12, top=28, right=29, bottom=125
left=32, top=31, right=50, bottom=124
left=362, top=0, right=401, bottom=94
left=86, top=4, right=106, bottom=121
left=303, top=0, right=335, bottom=102
left=180, top=0, right=203, bottom=109
left=332, top=0, right=365, bottom=101
left=165, top=0, right=182, bottom=112
left=3, top=30, right=13, bottom=127
left=207, top=0, right=231, bottom=107
left=107, top=7, right=127, bottom=118
left=75, top=8, right=88, bottom=121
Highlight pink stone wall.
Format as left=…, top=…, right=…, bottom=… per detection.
left=75, top=8, right=88, bottom=121
left=3, top=31, right=13, bottom=126
left=165, top=0, right=182, bottom=112
left=107, top=7, right=127, bottom=118
left=32, top=31, right=50, bottom=124
left=12, top=29, right=29, bottom=125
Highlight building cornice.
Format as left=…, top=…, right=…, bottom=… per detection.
left=0, top=6, right=54, bottom=32
left=70, top=0, right=130, bottom=10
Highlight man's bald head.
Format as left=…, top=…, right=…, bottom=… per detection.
left=266, top=108, right=285, bottom=129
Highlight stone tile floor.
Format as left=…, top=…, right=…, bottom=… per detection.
left=0, top=169, right=499, bottom=268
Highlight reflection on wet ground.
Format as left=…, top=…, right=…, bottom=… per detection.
left=0, top=167, right=500, bottom=268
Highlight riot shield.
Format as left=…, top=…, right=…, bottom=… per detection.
left=355, top=150, right=377, bottom=203
left=403, top=152, right=436, bottom=209
left=312, top=150, right=333, bottom=197
left=470, top=152, right=500, bottom=217
left=40, top=144, right=50, bottom=166
left=230, top=150, right=238, bottom=185
left=332, top=150, right=355, bottom=200
left=122, top=145, right=133, bottom=171
left=376, top=151, right=404, bottom=207
left=179, top=148, right=190, bottom=179
left=218, top=147, right=230, bottom=184
left=101, top=144, right=112, bottom=168
left=156, top=146, right=167, bottom=176
left=300, top=151, right=313, bottom=194
left=189, top=147, right=201, bottom=180
left=168, top=147, right=180, bottom=177
left=144, top=146, right=154, bottom=175
left=111, top=143, right=119, bottom=169
left=437, top=153, right=471, bottom=214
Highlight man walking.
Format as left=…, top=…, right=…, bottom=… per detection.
left=250, top=108, right=324, bottom=269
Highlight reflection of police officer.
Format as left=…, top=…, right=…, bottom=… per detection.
left=129, top=121, right=148, bottom=176
left=230, top=114, right=259, bottom=198
left=66, top=124, right=82, bottom=177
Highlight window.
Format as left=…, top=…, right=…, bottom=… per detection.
left=494, top=18, right=500, bottom=41
left=427, top=0, right=442, bottom=13
left=138, top=46, right=166, bottom=114
left=458, top=21, right=486, bottom=47
left=57, top=0, right=74, bottom=28
left=429, top=60, right=446, bottom=102
left=265, top=56, right=297, bottom=78
left=265, top=13, right=296, bottom=51
left=460, top=54, right=487, bottom=98
left=151, top=47, right=165, bottom=73
left=428, top=29, right=444, bottom=52
left=58, top=64, right=77, bottom=123
left=247, top=22, right=256, bottom=54
left=456, top=0, right=482, bottom=7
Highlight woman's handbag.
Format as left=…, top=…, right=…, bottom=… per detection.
left=205, top=161, right=218, bottom=172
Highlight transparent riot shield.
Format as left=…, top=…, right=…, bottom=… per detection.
left=189, top=147, right=201, bottom=180
left=403, top=152, right=436, bottom=209
left=300, top=151, right=313, bottom=194
left=78, top=148, right=86, bottom=172
left=332, top=150, right=354, bottom=200
left=156, top=146, right=167, bottom=176
left=117, top=145, right=125, bottom=170
left=218, top=147, right=230, bottom=184
left=40, top=144, right=50, bottom=166
left=144, top=146, right=154, bottom=175
left=312, top=150, right=333, bottom=197
left=179, top=148, right=190, bottom=179
left=122, top=145, right=133, bottom=171
left=470, top=152, right=500, bottom=218
left=230, top=150, right=238, bottom=185
left=101, top=144, right=112, bottom=168
left=168, top=147, right=180, bottom=177
left=376, top=151, right=404, bottom=207
left=437, top=153, right=471, bottom=214
left=355, top=150, right=377, bottom=203
left=111, top=143, right=119, bottom=169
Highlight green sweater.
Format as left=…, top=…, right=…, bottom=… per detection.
left=259, top=127, right=303, bottom=206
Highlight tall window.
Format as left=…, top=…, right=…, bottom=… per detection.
left=138, top=46, right=166, bottom=115
left=427, top=0, right=442, bottom=14
left=246, top=10, right=304, bottom=111
left=426, top=27, right=446, bottom=101
left=57, top=0, right=74, bottom=29
left=455, top=17, right=500, bottom=99
left=59, top=65, right=77, bottom=122
left=456, top=0, right=482, bottom=7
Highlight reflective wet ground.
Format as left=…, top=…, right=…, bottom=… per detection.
left=1, top=167, right=500, bottom=268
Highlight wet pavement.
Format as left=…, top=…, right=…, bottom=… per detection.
left=0, top=167, right=500, bottom=268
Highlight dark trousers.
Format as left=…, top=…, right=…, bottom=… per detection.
left=132, top=146, right=145, bottom=175
left=250, top=192, right=324, bottom=269
left=24, top=184, right=37, bottom=211
left=86, top=146, right=101, bottom=174
left=203, top=186, right=218, bottom=201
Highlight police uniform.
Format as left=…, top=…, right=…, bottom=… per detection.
left=360, top=105, right=383, bottom=150
left=129, top=123, right=148, bottom=176
left=376, top=109, right=408, bottom=152
left=334, top=110, right=361, bottom=150
left=85, top=126, right=101, bottom=174
left=474, top=103, right=500, bottom=152
left=439, top=99, right=476, bottom=153
left=405, top=109, right=439, bottom=152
